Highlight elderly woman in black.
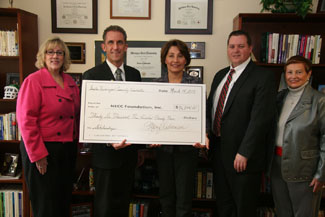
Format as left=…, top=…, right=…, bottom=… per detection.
left=150, top=39, right=208, bottom=217
left=271, top=55, right=325, bottom=217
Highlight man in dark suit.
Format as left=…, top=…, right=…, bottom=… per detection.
left=207, top=30, right=277, bottom=217
left=83, top=25, right=141, bottom=217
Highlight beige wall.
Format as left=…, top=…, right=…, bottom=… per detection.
left=1, top=0, right=317, bottom=92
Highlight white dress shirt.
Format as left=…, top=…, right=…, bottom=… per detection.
left=211, top=57, right=251, bottom=126
left=106, top=59, right=126, bottom=81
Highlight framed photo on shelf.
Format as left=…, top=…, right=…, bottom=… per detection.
left=110, top=0, right=151, bottom=19
left=185, top=42, right=205, bottom=59
left=70, top=203, right=92, bottom=217
left=317, top=0, right=325, bottom=13
left=51, top=0, right=98, bottom=34
left=66, top=42, right=86, bottom=64
left=165, top=0, right=213, bottom=34
left=186, top=66, right=203, bottom=83
left=6, top=73, right=19, bottom=86
left=1, top=153, right=19, bottom=177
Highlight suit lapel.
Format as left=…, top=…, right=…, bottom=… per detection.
left=102, top=62, right=115, bottom=80
left=211, top=68, right=229, bottom=95
left=286, top=85, right=312, bottom=122
left=222, top=62, right=252, bottom=116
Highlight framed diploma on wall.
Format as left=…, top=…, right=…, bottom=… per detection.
left=95, top=41, right=167, bottom=81
left=110, top=0, right=151, bottom=19
left=165, top=0, right=213, bottom=34
left=51, top=0, right=98, bottom=34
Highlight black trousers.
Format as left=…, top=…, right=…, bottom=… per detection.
left=20, top=140, right=77, bottom=217
left=212, top=148, right=261, bottom=217
left=93, top=160, right=136, bottom=217
left=156, top=147, right=198, bottom=217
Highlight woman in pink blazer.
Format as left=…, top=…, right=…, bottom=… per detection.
left=16, top=37, right=80, bottom=217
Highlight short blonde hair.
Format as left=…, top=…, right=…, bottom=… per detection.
left=35, top=36, right=71, bottom=72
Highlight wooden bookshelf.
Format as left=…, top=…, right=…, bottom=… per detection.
left=233, top=13, right=325, bottom=89
left=0, top=8, right=38, bottom=217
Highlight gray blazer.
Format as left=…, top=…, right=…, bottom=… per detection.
left=277, top=85, right=325, bottom=182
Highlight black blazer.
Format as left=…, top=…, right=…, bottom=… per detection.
left=83, top=62, right=142, bottom=169
left=207, top=60, right=277, bottom=173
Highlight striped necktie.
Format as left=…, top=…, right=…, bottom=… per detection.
left=213, top=69, right=235, bottom=136
left=115, top=68, right=123, bottom=81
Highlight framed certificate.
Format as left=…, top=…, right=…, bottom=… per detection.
left=165, top=0, right=213, bottom=34
left=110, top=0, right=151, bottom=19
left=95, top=40, right=167, bottom=81
left=51, top=0, right=98, bottom=34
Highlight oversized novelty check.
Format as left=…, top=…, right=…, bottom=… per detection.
left=79, top=80, right=206, bottom=145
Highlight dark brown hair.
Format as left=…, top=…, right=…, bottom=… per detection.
left=161, top=39, right=191, bottom=67
left=284, top=55, right=312, bottom=73
left=102, top=25, right=127, bottom=42
left=227, top=30, right=252, bottom=46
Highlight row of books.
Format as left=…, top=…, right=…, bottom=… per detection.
left=128, top=201, right=149, bottom=217
left=194, top=169, right=214, bottom=199
left=0, top=31, right=19, bottom=57
left=0, top=189, right=23, bottom=217
left=260, top=33, right=322, bottom=64
left=0, top=112, right=20, bottom=141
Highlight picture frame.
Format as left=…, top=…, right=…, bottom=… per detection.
left=70, top=203, right=93, bottom=217
left=95, top=40, right=167, bottom=81
left=317, top=0, right=325, bottom=13
left=66, top=42, right=86, bottom=64
left=94, top=41, right=106, bottom=66
left=186, top=66, right=203, bottom=83
left=185, top=42, right=205, bottom=59
left=1, top=153, right=19, bottom=177
left=51, top=0, right=98, bottom=34
left=65, top=73, right=82, bottom=87
left=6, top=73, right=19, bottom=86
left=165, top=0, right=213, bottom=34
left=110, top=0, right=151, bottom=19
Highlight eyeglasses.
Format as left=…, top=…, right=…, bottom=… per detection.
left=46, top=50, right=65, bottom=56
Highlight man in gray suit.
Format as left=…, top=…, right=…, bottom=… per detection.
left=83, top=25, right=141, bottom=217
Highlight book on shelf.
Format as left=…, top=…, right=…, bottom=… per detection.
left=260, top=33, right=322, bottom=64
left=129, top=200, right=149, bottom=217
left=194, top=169, right=214, bottom=199
left=0, top=112, right=20, bottom=141
left=0, top=30, right=19, bottom=57
left=0, top=187, right=23, bottom=217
